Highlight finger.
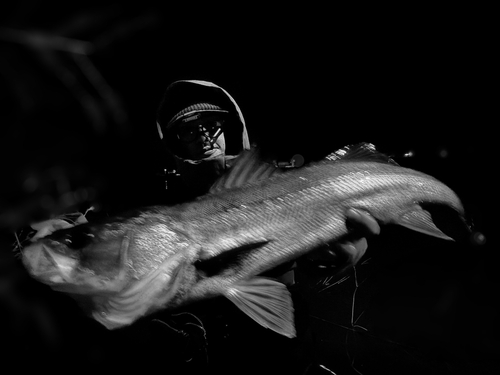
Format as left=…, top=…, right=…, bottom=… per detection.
left=346, top=208, right=380, bottom=236
left=338, top=238, right=367, bottom=266
left=306, top=245, right=339, bottom=263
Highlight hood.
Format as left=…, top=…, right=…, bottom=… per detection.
left=156, top=80, right=250, bottom=158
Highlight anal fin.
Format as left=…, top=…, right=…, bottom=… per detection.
left=224, top=277, right=296, bottom=338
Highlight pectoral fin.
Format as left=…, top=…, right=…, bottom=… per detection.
left=399, top=205, right=453, bottom=241
left=224, top=277, right=296, bottom=338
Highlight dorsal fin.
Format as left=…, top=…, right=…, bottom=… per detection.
left=209, top=147, right=282, bottom=193
left=325, top=142, right=399, bottom=166
left=210, top=143, right=397, bottom=194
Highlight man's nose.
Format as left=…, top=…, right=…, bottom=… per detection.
left=199, top=125, right=211, bottom=140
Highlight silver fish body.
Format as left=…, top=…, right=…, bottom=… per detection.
left=21, top=143, right=466, bottom=337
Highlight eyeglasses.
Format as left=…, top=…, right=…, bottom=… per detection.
left=177, top=120, right=223, bottom=144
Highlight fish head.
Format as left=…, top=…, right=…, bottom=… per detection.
left=21, top=223, right=131, bottom=295
left=21, top=215, right=197, bottom=329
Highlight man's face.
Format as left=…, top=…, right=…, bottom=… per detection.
left=175, top=116, right=226, bottom=160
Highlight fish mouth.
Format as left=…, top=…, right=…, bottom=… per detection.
left=23, top=233, right=132, bottom=295
left=22, top=242, right=78, bottom=285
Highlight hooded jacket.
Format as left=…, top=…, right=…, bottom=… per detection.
left=156, top=80, right=251, bottom=200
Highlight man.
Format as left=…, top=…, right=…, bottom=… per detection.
left=156, top=79, right=250, bottom=201
left=153, top=79, right=381, bottom=372
left=155, top=79, right=379, bottom=269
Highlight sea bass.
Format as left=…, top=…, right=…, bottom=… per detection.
left=20, top=143, right=466, bottom=338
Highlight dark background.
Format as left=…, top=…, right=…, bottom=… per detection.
left=0, top=2, right=496, bottom=374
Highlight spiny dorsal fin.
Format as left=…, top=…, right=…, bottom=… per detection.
left=326, top=142, right=399, bottom=166
left=209, top=147, right=282, bottom=193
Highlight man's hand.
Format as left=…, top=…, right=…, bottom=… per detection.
left=346, top=208, right=380, bottom=238
left=306, top=209, right=380, bottom=272
left=338, top=208, right=380, bottom=270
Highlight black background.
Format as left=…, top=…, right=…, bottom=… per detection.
left=0, top=3, right=496, bottom=374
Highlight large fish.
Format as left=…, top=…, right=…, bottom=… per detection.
left=20, top=143, right=467, bottom=338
